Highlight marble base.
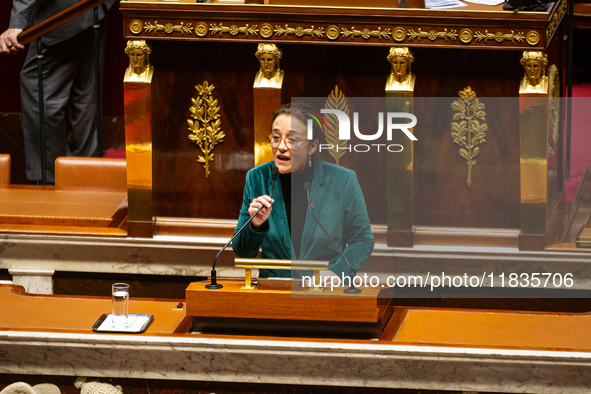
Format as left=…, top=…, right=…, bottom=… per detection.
left=1, top=233, right=591, bottom=296
left=8, top=269, right=54, bottom=294
left=0, top=331, right=590, bottom=393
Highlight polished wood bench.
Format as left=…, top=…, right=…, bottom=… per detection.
left=0, top=185, right=128, bottom=236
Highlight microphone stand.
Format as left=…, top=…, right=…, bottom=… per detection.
left=205, top=166, right=279, bottom=289
left=304, top=182, right=361, bottom=294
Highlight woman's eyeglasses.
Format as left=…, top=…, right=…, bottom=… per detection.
left=267, top=134, right=307, bottom=149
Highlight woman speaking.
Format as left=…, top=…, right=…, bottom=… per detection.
left=232, top=103, right=374, bottom=278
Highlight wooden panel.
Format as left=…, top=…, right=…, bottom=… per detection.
left=411, top=47, right=522, bottom=229
left=186, top=280, right=384, bottom=322
left=152, top=41, right=256, bottom=220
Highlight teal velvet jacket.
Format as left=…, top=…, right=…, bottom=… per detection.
left=231, top=156, right=374, bottom=278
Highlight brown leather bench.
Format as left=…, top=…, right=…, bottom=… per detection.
left=55, top=157, right=127, bottom=191
left=0, top=154, right=11, bottom=185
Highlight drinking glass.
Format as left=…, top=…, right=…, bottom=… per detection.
left=112, top=283, right=129, bottom=329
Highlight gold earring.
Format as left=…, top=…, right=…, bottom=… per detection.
left=308, top=156, right=312, bottom=167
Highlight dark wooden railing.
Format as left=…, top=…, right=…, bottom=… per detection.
left=18, top=0, right=110, bottom=45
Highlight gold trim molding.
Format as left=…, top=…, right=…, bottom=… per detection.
left=547, top=0, right=566, bottom=42
left=144, top=21, right=193, bottom=35
left=451, top=87, right=487, bottom=188
left=130, top=19, right=544, bottom=47
left=474, top=30, right=524, bottom=43
left=187, top=82, right=225, bottom=178
left=324, top=86, right=350, bottom=166
left=548, top=64, right=560, bottom=156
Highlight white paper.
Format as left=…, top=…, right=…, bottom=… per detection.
left=96, top=314, right=151, bottom=332
left=425, top=0, right=468, bottom=8
left=462, top=0, right=504, bottom=5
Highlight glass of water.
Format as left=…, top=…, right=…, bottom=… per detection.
left=112, top=283, right=129, bottom=329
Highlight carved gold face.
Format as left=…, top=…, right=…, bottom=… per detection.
left=258, top=53, right=277, bottom=80
left=389, top=55, right=410, bottom=83
left=128, top=48, right=146, bottom=73
left=523, top=58, right=543, bottom=86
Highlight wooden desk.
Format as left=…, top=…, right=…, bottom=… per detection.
left=1, top=283, right=591, bottom=392
left=0, top=284, right=187, bottom=334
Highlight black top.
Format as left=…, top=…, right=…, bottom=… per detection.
left=280, top=161, right=314, bottom=259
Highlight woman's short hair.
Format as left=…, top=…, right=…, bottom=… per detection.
left=272, top=103, right=324, bottom=142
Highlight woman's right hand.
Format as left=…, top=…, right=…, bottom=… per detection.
left=249, top=195, right=274, bottom=230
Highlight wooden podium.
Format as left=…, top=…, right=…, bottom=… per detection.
left=186, top=259, right=393, bottom=338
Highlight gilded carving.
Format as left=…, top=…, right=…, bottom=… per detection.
left=407, top=28, right=458, bottom=42
left=526, top=31, right=541, bottom=46
left=326, top=25, right=340, bottom=40
left=451, top=87, right=487, bottom=188
left=324, top=86, right=350, bottom=166
left=386, top=47, right=415, bottom=91
left=547, top=0, right=566, bottom=41
left=260, top=23, right=273, bottom=38
left=459, top=29, right=473, bottom=44
left=274, top=25, right=324, bottom=38
left=393, top=27, right=406, bottom=42
left=195, top=22, right=208, bottom=37
left=519, top=50, right=548, bottom=94
left=210, top=23, right=259, bottom=37
left=254, top=43, right=284, bottom=88
left=187, top=82, right=225, bottom=178
left=144, top=21, right=193, bottom=35
left=341, top=27, right=392, bottom=40
left=124, top=40, right=153, bottom=82
left=129, top=20, right=143, bottom=35
left=548, top=64, right=560, bottom=156
left=473, top=30, right=524, bottom=43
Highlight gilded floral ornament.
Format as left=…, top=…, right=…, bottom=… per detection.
left=260, top=23, right=273, bottom=38
left=324, top=86, right=350, bottom=166
left=459, top=29, right=473, bottom=44
left=451, top=87, right=487, bottom=187
left=274, top=25, right=325, bottom=38
left=526, top=31, right=541, bottom=46
left=209, top=23, right=259, bottom=37
left=187, top=82, right=225, bottom=178
left=144, top=21, right=193, bottom=35
left=473, top=30, right=524, bottom=43
left=195, top=22, right=208, bottom=37
left=407, top=28, right=458, bottom=42
left=129, top=20, right=143, bottom=35
left=393, top=27, right=406, bottom=42
left=547, top=65, right=560, bottom=156
left=341, top=27, right=392, bottom=40
left=326, top=25, right=340, bottom=40
left=547, top=0, right=566, bottom=41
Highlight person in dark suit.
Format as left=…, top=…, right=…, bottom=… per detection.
left=232, top=103, right=375, bottom=278
left=0, top=0, right=115, bottom=183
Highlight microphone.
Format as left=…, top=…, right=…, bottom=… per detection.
left=206, top=165, right=279, bottom=289
left=304, top=182, right=361, bottom=294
